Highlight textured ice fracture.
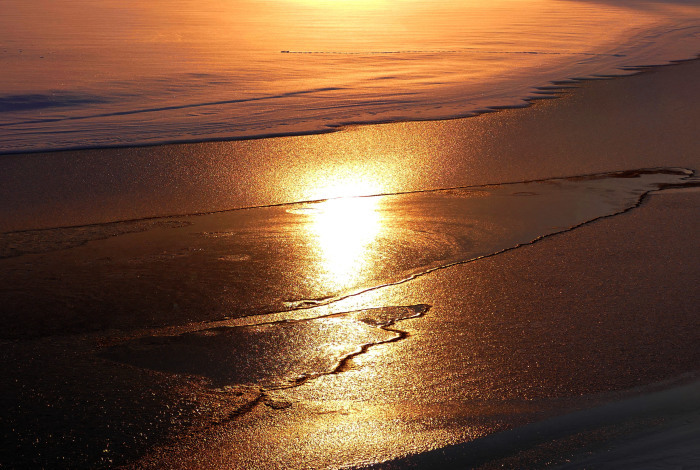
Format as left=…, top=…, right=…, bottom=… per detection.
left=0, top=168, right=693, bottom=338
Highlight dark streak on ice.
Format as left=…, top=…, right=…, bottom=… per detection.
left=0, top=168, right=695, bottom=340
left=0, top=87, right=346, bottom=128
left=0, top=93, right=112, bottom=113
left=101, top=304, right=430, bottom=421
left=272, top=168, right=697, bottom=316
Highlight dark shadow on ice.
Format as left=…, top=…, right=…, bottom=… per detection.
left=101, top=304, right=429, bottom=417
left=363, top=380, right=700, bottom=469
left=0, top=93, right=111, bottom=113
left=102, top=304, right=428, bottom=389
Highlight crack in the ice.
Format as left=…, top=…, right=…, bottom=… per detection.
left=269, top=168, right=697, bottom=317
left=220, top=304, right=430, bottom=422
left=103, top=304, right=430, bottom=424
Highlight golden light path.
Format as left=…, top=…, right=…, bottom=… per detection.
left=285, top=166, right=391, bottom=291
left=306, top=195, right=383, bottom=291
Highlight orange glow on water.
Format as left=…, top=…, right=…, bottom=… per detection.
left=4, top=0, right=698, bottom=154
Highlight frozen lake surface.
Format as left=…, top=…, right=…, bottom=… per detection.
left=1, top=0, right=699, bottom=153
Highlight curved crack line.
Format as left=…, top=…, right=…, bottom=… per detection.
left=333, top=322, right=412, bottom=375
left=210, top=304, right=430, bottom=423
left=272, top=169, right=697, bottom=316
left=211, top=175, right=698, bottom=423
left=221, top=391, right=267, bottom=420
left=268, top=304, right=429, bottom=391
left=2, top=166, right=687, bottom=236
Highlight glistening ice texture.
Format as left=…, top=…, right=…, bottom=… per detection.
left=0, top=168, right=692, bottom=339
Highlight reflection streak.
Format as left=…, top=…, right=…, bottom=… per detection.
left=305, top=196, right=384, bottom=291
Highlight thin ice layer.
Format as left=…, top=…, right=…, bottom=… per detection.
left=101, top=304, right=429, bottom=389
left=0, top=168, right=692, bottom=338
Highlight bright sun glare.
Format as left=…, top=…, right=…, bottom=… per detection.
left=306, top=196, right=383, bottom=290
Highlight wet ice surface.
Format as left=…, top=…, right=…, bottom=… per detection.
left=0, top=168, right=693, bottom=339
left=0, top=219, right=190, bottom=258
left=2, top=170, right=699, bottom=470
left=102, top=304, right=428, bottom=391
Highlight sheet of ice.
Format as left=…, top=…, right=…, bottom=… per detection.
left=102, top=304, right=429, bottom=390
left=0, top=168, right=693, bottom=338
left=0, top=0, right=698, bottom=153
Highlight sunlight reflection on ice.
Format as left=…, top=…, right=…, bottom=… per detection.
left=296, top=196, right=384, bottom=292
left=3, top=168, right=693, bottom=336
